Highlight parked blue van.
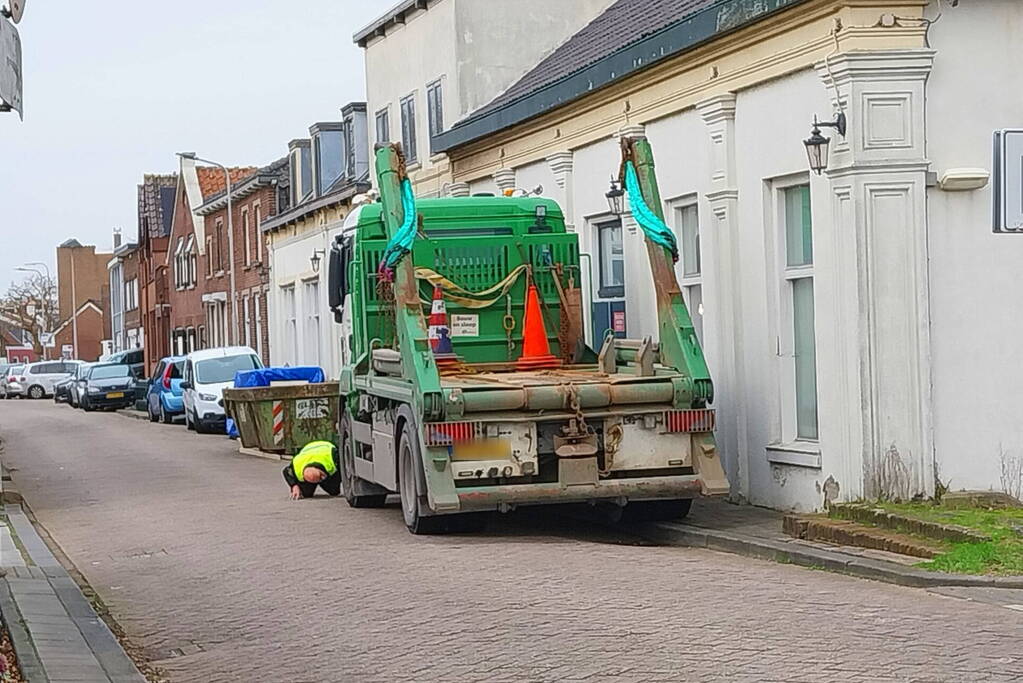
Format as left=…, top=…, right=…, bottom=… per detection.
left=146, top=355, right=185, bottom=423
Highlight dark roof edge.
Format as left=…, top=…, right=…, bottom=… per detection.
left=434, top=0, right=806, bottom=154
left=261, top=182, right=370, bottom=234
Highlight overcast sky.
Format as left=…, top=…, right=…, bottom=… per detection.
left=0, top=0, right=384, bottom=290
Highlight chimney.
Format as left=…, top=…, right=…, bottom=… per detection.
left=113, top=228, right=122, bottom=249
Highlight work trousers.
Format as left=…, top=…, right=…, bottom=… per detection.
left=297, top=471, right=342, bottom=499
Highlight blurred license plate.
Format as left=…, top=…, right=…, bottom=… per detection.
left=106, top=392, right=124, bottom=399
left=452, top=439, right=511, bottom=461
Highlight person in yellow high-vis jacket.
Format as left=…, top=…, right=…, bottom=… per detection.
left=283, top=440, right=341, bottom=500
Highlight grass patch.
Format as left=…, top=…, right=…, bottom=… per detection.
left=872, top=502, right=1023, bottom=576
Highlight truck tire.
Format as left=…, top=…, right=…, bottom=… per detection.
left=621, top=498, right=693, bottom=522
left=339, top=414, right=387, bottom=508
left=397, top=417, right=447, bottom=535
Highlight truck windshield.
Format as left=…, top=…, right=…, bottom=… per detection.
left=90, top=365, right=130, bottom=380
left=195, top=355, right=260, bottom=384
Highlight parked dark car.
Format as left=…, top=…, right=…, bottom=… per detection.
left=103, top=349, right=145, bottom=379
left=53, top=375, right=76, bottom=403
left=79, top=364, right=135, bottom=412
left=67, top=362, right=95, bottom=408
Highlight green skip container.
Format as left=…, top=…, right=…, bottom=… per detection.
left=223, top=382, right=339, bottom=456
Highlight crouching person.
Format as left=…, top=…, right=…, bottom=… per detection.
left=284, top=440, right=342, bottom=500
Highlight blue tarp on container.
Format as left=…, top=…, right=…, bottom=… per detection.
left=233, top=366, right=326, bottom=388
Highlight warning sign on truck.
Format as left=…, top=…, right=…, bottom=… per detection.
left=450, top=314, right=479, bottom=337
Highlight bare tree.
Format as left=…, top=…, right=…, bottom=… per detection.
left=1, top=272, right=59, bottom=356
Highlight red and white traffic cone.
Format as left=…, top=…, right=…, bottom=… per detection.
left=427, top=285, right=461, bottom=373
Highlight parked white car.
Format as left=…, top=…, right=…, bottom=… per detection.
left=20, top=360, right=83, bottom=399
left=0, top=364, right=25, bottom=399
left=181, top=347, right=261, bottom=434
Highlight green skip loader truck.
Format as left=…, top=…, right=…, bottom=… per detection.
left=326, top=136, right=728, bottom=533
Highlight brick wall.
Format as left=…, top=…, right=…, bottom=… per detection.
left=166, top=182, right=210, bottom=355
left=56, top=244, right=113, bottom=339
left=54, top=305, right=105, bottom=362
left=204, top=185, right=278, bottom=363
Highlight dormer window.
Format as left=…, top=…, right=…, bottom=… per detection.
left=288, top=140, right=312, bottom=206
left=310, top=123, right=344, bottom=197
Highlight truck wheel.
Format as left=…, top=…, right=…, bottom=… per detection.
left=621, top=498, right=693, bottom=523
left=339, top=414, right=387, bottom=508
left=398, top=419, right=446, bottom=535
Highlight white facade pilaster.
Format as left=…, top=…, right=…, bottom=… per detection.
left=818, top=49, right=937, bottom=501
left=697, top=93, right=748, bottom=501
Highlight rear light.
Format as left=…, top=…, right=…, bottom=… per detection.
left=664, top=409, right=716, bottom=433
left=162, top=365, right=172, bottom=390
left=424, top=421, right=483, bottom=447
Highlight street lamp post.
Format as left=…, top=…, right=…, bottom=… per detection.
left=177, top=152, right=238, bottom=346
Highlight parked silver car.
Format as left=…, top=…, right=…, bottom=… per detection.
left=0, top=364, right=25, bottom=399
left=20, top=360, right=82, bottom=399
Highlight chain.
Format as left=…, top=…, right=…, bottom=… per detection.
left=503, top=294, right=516, bottom=360
left=600, top=422, right=624, bottom=477
left=375, top=277, right=396, bottom=348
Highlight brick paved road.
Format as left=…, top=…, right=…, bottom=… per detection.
left=1, top=400, right=1022, bottom=682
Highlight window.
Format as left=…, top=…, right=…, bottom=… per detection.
left=205, top=237, right=213, bottom=278
left=254, top=204, right=262, bottom=263
left=215, top=219, right=224, bottom=273
left=186, top=236, right=197, bottom=286
left=125, top=279, right=138, bottom=312
left=596, top=219, right=625, bottom=298
left=400, top=94, right=418, bottom=164
left=282, top=285, right=297, bottom=365
left=195, top=354, right=261, bottom=384
left=781, top=184, right=818, bottom=441
left=673, top=203, right=703, bottom=344
left=242, top=208, right=251, bottom=266
left=303, top=279, right=321, bottom=366
left=243, top=295, right=252, bottom=348
left=254, top=293, right=264, bottom=361
left=426, top=79, right=444, bottom=142
left=376, top=107, right=390, bottom=145
left=173, top=237, right=185, bottom=288
left=344, top=120, right=355, bottom=179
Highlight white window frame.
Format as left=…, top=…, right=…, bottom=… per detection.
left=282, top=284, right=297, bottom=366
left=242, top=207, right=251, bottom=266
left=303, top=278, right=321, bottom=367
left=766, top=174, right=820, bottom=463
left=426, top=78, right=444, bottom=142
left=376, top=106, right=390, bottom=145
left=254, top=203, right=263, bottom=263
left=400, top=93, right=418, bottom=164
left=243, top=294, right=252, bottom=348
left=668, top=197, right=703, bottom=345
left=254, top=292, right=264, bottom=361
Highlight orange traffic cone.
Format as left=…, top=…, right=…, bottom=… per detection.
left=517, top=284, right=562, bottom=370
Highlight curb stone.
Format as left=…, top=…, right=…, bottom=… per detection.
left=629, top=520, right=1023, bottom=589
left=0, top=576, right=48, bottom=682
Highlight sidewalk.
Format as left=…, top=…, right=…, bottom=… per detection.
left=0, top=500, right=146, bottom=683
left=629, top=498, right=1023, bottom=589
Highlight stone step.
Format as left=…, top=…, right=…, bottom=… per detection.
left=828, top=502, right=990, bottom=544
left=783, top=515, right=945, bottom=559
